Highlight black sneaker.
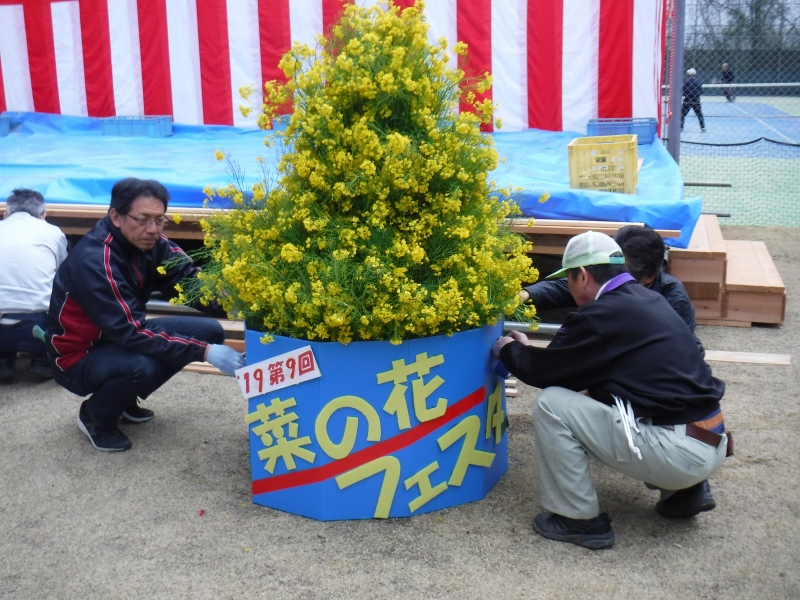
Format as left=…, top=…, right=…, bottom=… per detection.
left=28, top=355, right=54, bottom=379
left=656, top=480, right=715, bottom=518
left=77, top=401, right=132, bottom=452
left=120, top=400, right=154, bottom=423
left=533, top=512, right=615, bottom=549
left=0, top=359, right=15, bottom=383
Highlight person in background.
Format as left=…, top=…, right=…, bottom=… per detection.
left=522, top=225, right=697, bottom=333
left=494, top=231, right=729, bottom=550
left=720, top=63, right=736, bottom=102
left=0, top=189, right=67, bottom=383
left=47, top=178, right=245, bottom=452
left=681, top=68, right=706, bottom=132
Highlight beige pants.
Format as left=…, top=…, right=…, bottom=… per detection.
left=533, top=387, right=728, bottom=520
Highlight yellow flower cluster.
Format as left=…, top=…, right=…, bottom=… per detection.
left=195, top=1, right=538, bottom=344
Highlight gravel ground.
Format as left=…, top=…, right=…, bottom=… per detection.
left=0, top=226, right=797, bottom=600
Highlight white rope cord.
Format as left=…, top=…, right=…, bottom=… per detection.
left=613, top=395, right=642, bottom=461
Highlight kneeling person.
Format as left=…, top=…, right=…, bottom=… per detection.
left=0, top=189, right=67, bottom=382
left=521, top=225, right=696, bottom=332
left=493, top=231, right=728, bottom=549
left=48, top=178, right=245, bottom=452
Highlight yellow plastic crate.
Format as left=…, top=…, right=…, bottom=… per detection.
left=568, top=134, right=638, bottom=194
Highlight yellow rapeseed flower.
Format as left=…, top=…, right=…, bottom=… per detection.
left=188, top=1, right=538, bottom=345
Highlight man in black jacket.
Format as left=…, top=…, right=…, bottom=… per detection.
left=522, top=225, right=696, bottom=332
left=48, top=178, right=245, bottom=452
left=720, top=63, right=735, bottom=102
left=494, top=231, right=728, bottom=549
left=681, top=68, right=706, bottom=132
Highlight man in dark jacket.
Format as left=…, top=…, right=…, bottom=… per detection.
left=522, top=225, right=697, bottom=332
left=681, top=68, right=706, bottom=132
left=720, top=63, right=735, bottom=102
left=494, top=231, right=728, bottom=550
left=48, top=178, right=245, bottom=452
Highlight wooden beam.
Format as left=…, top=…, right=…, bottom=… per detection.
left=696, top=319, right=751, bottom=328
left=725, top=241, right=785, bottom=294
left=669, top=214, right=727, bottom=259
left=507, top=218, right=680, bottom=239
left=704, top=350, right=790, bottom=366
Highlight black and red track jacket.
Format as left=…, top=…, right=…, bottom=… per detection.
left=47, top=215, right=211, bottom=372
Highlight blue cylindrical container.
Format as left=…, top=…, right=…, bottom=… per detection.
left=244, top=322, right=508, bottom=520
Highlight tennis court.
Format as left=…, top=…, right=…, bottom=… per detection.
left=669, top=84, right=800, bottom=226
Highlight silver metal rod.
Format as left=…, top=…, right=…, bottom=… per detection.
left=684, top=181, right=732, bottom=187
left=504, top=322, right=561, bottom=335
left=665, top=0, right=685, bottom=163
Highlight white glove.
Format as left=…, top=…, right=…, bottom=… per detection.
left=206, top=344, right=246, bottom=376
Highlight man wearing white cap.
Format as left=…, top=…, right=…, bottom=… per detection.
left=493, top=231, right=729, bottom=550
left=681, top=68, right=706, bottom=132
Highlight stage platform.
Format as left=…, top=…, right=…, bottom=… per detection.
left=0, top=112, right=700, bottom=247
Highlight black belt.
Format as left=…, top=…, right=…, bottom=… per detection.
left=661, top=424, right=734, bottom=457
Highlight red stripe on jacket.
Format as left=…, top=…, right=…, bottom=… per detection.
left=52, top=294, right=102, bottom=372
left=101, top=234, right=207, bottom=348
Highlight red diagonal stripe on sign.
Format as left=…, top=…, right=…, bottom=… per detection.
left=252, top=386, right=486, bottom=496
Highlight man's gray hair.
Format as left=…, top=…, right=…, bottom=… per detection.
left=6, top=188, right=46, bottom=217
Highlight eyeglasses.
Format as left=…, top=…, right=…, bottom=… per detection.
left=123, top=214, right=169, bottom=228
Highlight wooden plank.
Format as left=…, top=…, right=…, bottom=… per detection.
left=725, top=240, right=785, bottom=294
left=691, top=292, right=726, bottom=319
left=726, top=291, right=786, bottom=325
left=668, top=258, right=726, bottom=285
left=681, top=281, right=722, bottom=300
left=704, top=350, right=791, bottom=365
left=509, top=219, right=680, bottom=238
left=146, top=313, right=244, bottom=335
left=224, top=339, right=245, bottom=352
left=1, top=202, right=212, bottom=240
left=705, top=214, right=726, bottom=255
left=7, top=202, right=220, bottom=220
left=669, top=215, right=727, bottom=259
left=754, top=241, right=786, bottom=291
left=184, top=362, right=226, bottom=376
left=528, top=246, right=572, bottom=256
left=696, top=319, right=752, bottom=328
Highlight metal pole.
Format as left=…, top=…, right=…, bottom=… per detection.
left=666, top=0, right=686, bottom=163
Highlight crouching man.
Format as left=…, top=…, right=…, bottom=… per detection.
left=493, top=231, right=729, bottom=550
left=48, top=178, right=245, bottom=452
left=0, top=189, right=67, bottom=381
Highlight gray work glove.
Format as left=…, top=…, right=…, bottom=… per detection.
left=206, top=344, right=246, bottom=376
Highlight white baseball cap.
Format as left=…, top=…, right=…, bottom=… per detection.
left=687, top=68, right=697, bottom=76
left=547, top=231, right=626, bottom=279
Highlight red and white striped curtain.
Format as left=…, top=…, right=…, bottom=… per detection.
left=0, top=0, right=664, bottom=133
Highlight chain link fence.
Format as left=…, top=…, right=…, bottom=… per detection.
left=664, top=0, right=800, bottom=226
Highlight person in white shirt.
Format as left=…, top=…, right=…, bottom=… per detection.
left=0, top=189, right=68, bottom=382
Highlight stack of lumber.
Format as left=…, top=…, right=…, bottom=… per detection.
left=668, top=214, right=785, bottom=326
left=3, top=203, right=785, bottom=326
left=667, top=214, right=728, bottom=320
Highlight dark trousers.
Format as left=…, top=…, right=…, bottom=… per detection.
left=0, top=312, right=49, bottom=362
left=54, top=316, right=224, bottom=426
left=723, top=87, right=736, bottom=102
left=681, top=101, right=705, bottom=129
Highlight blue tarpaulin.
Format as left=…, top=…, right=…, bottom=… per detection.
left=0, top=112, right=698, bottom=247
